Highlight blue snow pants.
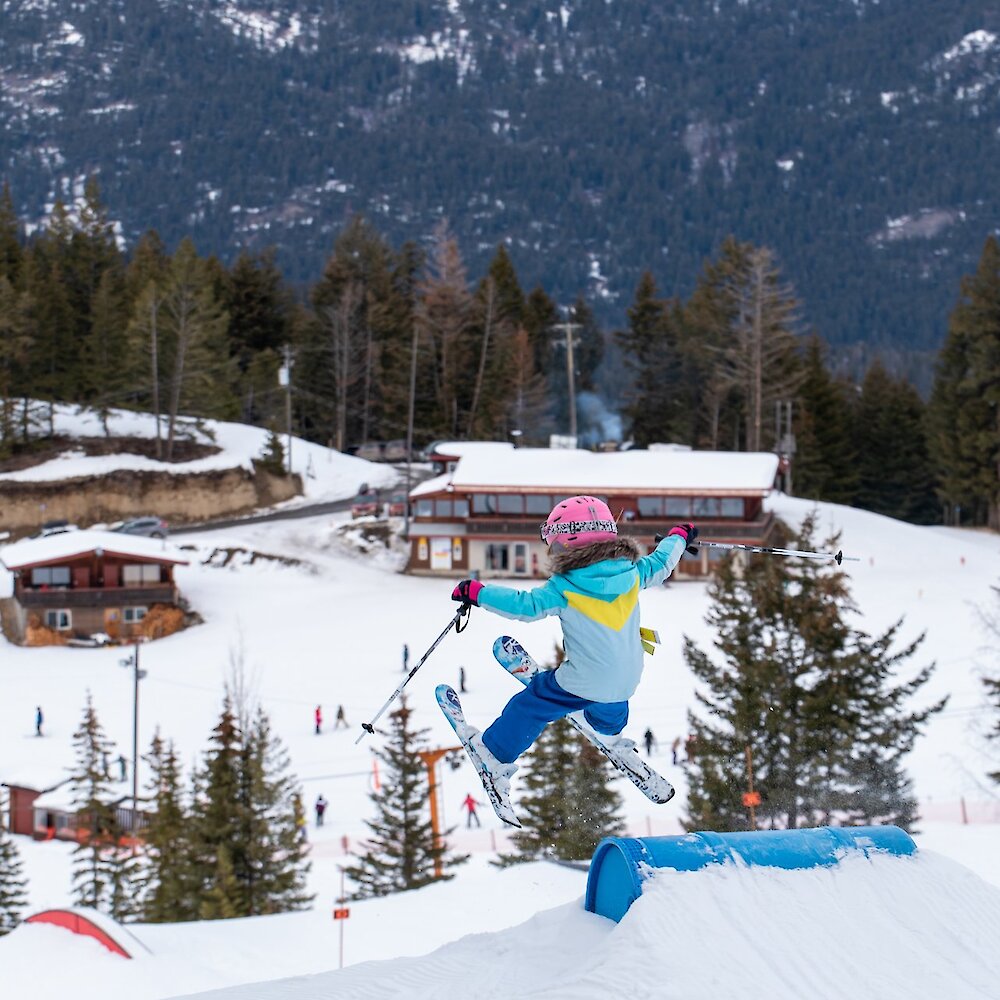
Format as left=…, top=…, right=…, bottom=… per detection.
left=482, top=669, right=629, bottom=763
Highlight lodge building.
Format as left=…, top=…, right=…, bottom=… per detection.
left=0, top=529, right=189, bottom=644
left=407, top=443, right=780, bottom=578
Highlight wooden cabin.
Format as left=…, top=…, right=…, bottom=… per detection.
left=0, top=529, right=189, bottom=644
left=408, top=443, right=780, bottom=579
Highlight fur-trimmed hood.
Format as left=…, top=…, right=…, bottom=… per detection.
left=547, top=536, right=643, bottom=575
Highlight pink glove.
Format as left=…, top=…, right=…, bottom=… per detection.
left=452, top=579, right=484, bottom=606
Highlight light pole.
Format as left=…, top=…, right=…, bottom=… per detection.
left=119, top=640, right=148, bottom=840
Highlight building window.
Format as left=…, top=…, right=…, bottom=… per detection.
left=31, top=566, right=71, bottom=587
left=637, top=497, right=663, bottom=517
left=665, top=498, right=691, bottom=517
left=123, top=607, right=147, bottom=623
left=122, top=564, right=161, bottom=585
left=497, top=494, right=523, bottom=515
left=473, top=494, right=497, bottom=514
left=485, top=544, right=509, bottom=571
left=416, top=499, right=434, bottom=517
left=719, top=498, right=744, bottom=518
left=453, top=498, right=469, bottom=517
left=524, top=495, right=551, bottom=515
left=434, top=499, right=453, bottom=517
left=44, top=609, right=72, bottom=630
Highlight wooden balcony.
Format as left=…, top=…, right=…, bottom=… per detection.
left=15, top=585, right=178, bottom=608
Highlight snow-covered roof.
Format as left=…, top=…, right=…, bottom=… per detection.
left=411, top=448, right=779, bottom=497
left=0, top=529, right=190, bottom=571
left=426, top=441, right=514, bottom=460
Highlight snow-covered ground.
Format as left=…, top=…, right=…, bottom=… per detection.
left=0, top=404, right=398, bottom=503
left=2, top=420, right=999, bottom=998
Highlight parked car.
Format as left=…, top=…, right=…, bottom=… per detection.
left=350, top=493, right=380, bottom=518
left=114, top=516, right=169, bottom=539
left=38, top=519, right=78, bottom=537
left=386, top=493, right=408, bottom=517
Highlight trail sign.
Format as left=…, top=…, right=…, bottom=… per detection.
left=333, top=907, right=350, bottom=920
left=742, top=791, right=762, bottom=808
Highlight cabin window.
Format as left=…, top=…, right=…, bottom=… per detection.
left=434, top=499, right=452, bottom=517
left=123, top=607, right=148, bottom=623
left=524, top=495, right=551, bottom=516
left=665, top=498, right=691, bottom=517
left=416, top=499, right=434, bottom=517
left=497, top=494, right=523, bottom=515
left=31, top=566, right=71, bottom=586
left=637, top=497, right=663, bottom=517
left=44, top=609, right=72, bottom=630
left=453, top=498, right=469, bottom=517
left=472, top=494, right=497, bottom=514
left=719, top=498, right=744, bottom=517
left=122, top=564, right=161, bottom=584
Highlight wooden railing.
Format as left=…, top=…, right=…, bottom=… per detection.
left=16, top=586, right=178, bottom=608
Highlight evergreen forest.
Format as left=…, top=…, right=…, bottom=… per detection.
left=2, top=180, right=999, bottom=529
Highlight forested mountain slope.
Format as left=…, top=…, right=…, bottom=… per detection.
left=3, top=0, right=998, bottom=366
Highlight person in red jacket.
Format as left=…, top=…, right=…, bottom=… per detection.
left=461, top=793, right=482, bottom=828
left=315, top=705, right=322, bottom=735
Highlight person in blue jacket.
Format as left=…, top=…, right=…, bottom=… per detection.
left=450, top=494, right=697, bottom=787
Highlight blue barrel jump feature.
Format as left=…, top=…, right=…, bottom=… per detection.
left=585, top=825, right=918, bottom=923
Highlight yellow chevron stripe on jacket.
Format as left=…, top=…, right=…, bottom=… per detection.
left=564, top=580, right=639, bottom=631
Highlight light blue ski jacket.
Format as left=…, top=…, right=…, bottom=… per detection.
left=476, top=535, right=686, bottom=702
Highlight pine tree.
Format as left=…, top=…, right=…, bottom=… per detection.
left=792, top=335, right=857, bottom=503
left=256, top=429, right=286, bottom=475
left=189, top=697, right=244, bottom=919
left=160, top=238, right=234, bottom=458
left=141, top=732, right=198, bottom=922
left=499, top=718, right=624, bottom=865
left=0, top=814, right=28, bottom=935
left=0, top=181, right=23, bottom=285
left=69, top=695, right=140, bottom=918
left=853, top=359, right=939, bottom=524
left=615, top=272, right=682, bottom=446
left=683, top=513, right=945, bottom=832
left=928, top=235, right=1000, bottom=528
left=345, top=697, right=467, bottom=897
left=239, top=708, right=313, bottom=915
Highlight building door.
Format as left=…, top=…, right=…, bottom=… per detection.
left=513, top=543, right=528, bottom=575
left=430, top=537, right=452, bottom=571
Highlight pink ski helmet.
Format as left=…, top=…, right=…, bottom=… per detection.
left=539, top=495, right=618, bottom=548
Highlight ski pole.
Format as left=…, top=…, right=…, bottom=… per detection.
left=655, top=535, right=859, bottom=564
left=355, top=602, right=472, bottom=744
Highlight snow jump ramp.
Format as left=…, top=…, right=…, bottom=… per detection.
left=172, top=824, right=1000, bottom=1000
left=586, top=824, right=917, bottom=922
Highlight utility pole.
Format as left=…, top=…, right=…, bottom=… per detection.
left=279, top=344, right=293, bottom=474
left=550, top=316, right=581, bottom=441
left=403, top=324, right=418, bottom=539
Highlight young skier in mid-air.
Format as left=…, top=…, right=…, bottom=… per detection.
left=437, top=495, right=697, bottom=824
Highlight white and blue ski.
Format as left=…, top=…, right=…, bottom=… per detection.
left=492, top=635, right=675, bottom=805
left=435, top=683, right=521, bottom=828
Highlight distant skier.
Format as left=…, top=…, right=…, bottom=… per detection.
left=671, top=736, right=681, bottom=766
left=35, top=705, right=43, bottom=737
left=334, top=705, right=348, bottom=729
left=458, top=666, right=467, bottom=693
left=117, top=754, right=128, bottom=782
left=461, top=793, right=482, bottom=828
left=315, top=705, right=323, bottom=735
left=449, top=496, right=695, bottom=799
left=315, top=794, right=328, bottom=826
left=643, top=727, right=656, bottom=756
